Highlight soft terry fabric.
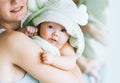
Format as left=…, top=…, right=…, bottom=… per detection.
left=32, top=36, right=60, bottom=56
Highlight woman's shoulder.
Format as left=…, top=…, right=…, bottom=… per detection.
left=0, top=31, right=23, bottom=45
left=5, top=30, right=29, bottom=40
left=2, top=30, right=32, bottom=45
left=0, top=30, right=27, bottom=40
left=5, top=30, right=43, bottom=54
left=2, top=30, right=43, bottom=63
left=0, top=30, right=35, bottom=53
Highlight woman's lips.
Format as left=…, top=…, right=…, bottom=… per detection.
left=10, top=6, right=23, bottom=13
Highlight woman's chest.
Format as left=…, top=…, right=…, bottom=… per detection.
left=0, top=56, right=25, bottom=83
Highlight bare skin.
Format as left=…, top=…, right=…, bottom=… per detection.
left=0, top=30, right=85, bottom=83
left=0, top=0, right=85, bottom=82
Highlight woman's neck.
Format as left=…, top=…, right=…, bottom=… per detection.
left=0, top=21, right=21, bottom=31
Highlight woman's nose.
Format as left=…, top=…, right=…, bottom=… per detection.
left=11, top=0, right=20, bottom=4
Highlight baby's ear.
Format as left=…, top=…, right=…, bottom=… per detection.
left=77, top=4, right=89, bottom=26
left=28, top=0, right=48, bottom=13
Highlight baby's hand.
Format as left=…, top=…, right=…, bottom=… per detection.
left=19, top=26, right=38, bottom=37
left=41, top=51, right=55, bottom=65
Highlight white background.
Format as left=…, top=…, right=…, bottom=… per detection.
left=105, top=0, right=120, bottom=83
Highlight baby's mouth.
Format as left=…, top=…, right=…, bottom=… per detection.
left=48, top=38, right=57, bottom=43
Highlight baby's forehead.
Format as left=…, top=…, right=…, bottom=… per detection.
left=40, top=21, right=66, bottom=29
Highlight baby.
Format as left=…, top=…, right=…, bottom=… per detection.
left=20, top=0, right=88, bottom=72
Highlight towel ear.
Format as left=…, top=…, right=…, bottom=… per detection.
left=28, top=0, right=48, bottom=13
left=77, top=4, right=89, bottom=26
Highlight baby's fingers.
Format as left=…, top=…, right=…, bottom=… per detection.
left=26, top=26, right=38, bottom=35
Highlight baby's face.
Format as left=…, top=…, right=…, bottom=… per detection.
left=39, top=22, right=70, bottom=48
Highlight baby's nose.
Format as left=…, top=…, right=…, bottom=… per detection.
left=52, top=31, right=58, bottom=37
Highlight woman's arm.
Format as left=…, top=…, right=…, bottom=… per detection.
left=5, top=31, right=81, bottom=83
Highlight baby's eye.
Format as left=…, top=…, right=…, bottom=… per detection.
left=48, top=25, right=53, bottom=29
left=61, top=28, right=66, bottom=32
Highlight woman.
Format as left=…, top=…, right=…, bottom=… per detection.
left=0, top=0, right=85, bottom=83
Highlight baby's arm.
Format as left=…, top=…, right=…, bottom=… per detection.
left=41, top=43, right=77, bottom=71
